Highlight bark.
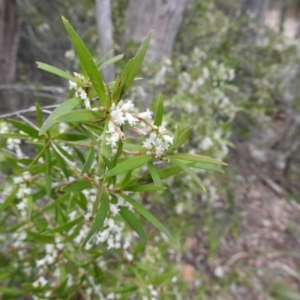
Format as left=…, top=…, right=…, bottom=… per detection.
left=240, top=0, right=270, bottom=28
left=95, top=0, right=115, bottom=83
left=0, top=0, right=21, bottom=112
left=124, top=0, right=187, bottom=64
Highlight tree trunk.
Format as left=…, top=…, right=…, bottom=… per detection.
left=95, top=0, right=115, bottom=83
left=124, top=0, right=187, bottom=64
left=240, top=0, right=270, bottom=28
left=0, top=0, right=21, bottom=112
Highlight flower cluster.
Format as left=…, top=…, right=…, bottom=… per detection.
left=69, top=72, right=92, bottom=109
left=106, top=100, right=173, bottom=158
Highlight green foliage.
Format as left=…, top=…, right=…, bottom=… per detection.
left=0, top=17, right=223, bottom=299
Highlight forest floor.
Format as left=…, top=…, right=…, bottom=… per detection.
left=180, top=118, right=300, bottom=299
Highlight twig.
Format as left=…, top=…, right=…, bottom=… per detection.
left=249, top=163, right=285, bottom=196
left=0, top=104, right=59, bottom=119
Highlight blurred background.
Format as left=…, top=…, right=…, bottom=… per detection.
left=1, top=0, right=300, bottom=299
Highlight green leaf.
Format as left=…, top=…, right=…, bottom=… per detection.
left=192, top=162, right=224, bottom=173
left=172, top=126, right=193, bottom=149
left=121, top=194, right=176, bottom=243
left=37, top=62, right=76, bottom=82
left=0, top=187, right=17, bottom=213
left=101, top=154, right=153, bottom=178
left=154, top=94, right=164, bottom=127
left=119, top=206, right=146, bottom=239
left=80, top=193, right=109, bottom=248
left=8, top=119, right=39, bottom=138
left=39, top=97, right=82, bottom=135
left=147, top=162, right=162, bottom=187
left=98, top=119, right=112, bottom=176
left=27, top=231, right=54, bottom=243
left=112, top=31, right=152, bottom=102
left=123, top=185, right=165, bottom=192
left=169, top=153, right=227, bottom=166
left=81, top=148, right=95, bottom=175
left=62, top=17, right=109, bottom=108
left=62, top=180, right=93, bottom=192
left=35, top=102, right=43, bottom=128
left=55, top=109, right=106, bottom=123
left=170, top=158, right=206, bottom=192
left=99, top=54, right=124, bottom=70
left=48, top=216, right=83, bottom=234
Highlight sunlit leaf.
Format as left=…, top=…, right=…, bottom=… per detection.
left=39, top=97, right=81, bottom=135
left=37, top=62, right=76, bottom=82
left=62, top=17, right=109, bottom=108
left=55, top=109, right=106, bottom=123
left=101, top=154, right=152, bottom=178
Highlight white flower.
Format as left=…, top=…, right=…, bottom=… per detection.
left=106, top=132, right=119, bottom=148
left=125, top=112, right=138, bottom=126
left=16, top=201, right=26, bottom=211
left=137, top=109, right=152, bottom=120
left=69, top=80, right=77, bottom=90
left=162, top=134, right=173, bottom=144
left=120, top=100, right=134, bottom=112
left=200, top=137, right=213, bottom=151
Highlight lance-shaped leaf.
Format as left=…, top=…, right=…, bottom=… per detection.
left=62, top=179, right=93, bottom=192
left=37, top=62, right=76, bottom=82
left=147, top=162, right=162, bottom=187
left=121, top=194, right=176, bottom=243
left=119, top=206, right=147, bottom=239
left=99, top=54, right=124, bottom=70
left=62, top=17, right=109, bottom=108
left=80, top=193, right=109, bottom=249
left=101, top=154, right=153, bottom=178
left=170, top=158, right=206, bottom=192
left=55, top=110, right=106, bottom=123
left=123, top=185, right=165, bottom=192
left=39, top=97, right=82, bottom=135
left=154, top=94, right=164, bottom=127
left=81, top=149, right=95, bottom=175
left=8, top=119, right=40, bottom=139
left=48, top=216, right=83, bottom=234
left=169, top=153, right=227, bottom=166
left=27, top=231, right=55, bottom=243
left=112, top=31, right=152, bottom=102
left=172, top=126, right=193, bottom=149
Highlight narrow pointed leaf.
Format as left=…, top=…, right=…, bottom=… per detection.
left=147, top=162, right=162, bottom=187
left=169, top=153, right=227, bottom=166
left=81, top=149, right=95, bottom=175
left=172, top=126, right=193, bottom=149
left=99, top=54, right=124, bottom=70
left=154, top=94, right=164, bottom=127
left=170, top=158, right=206, bottom=192
left=48, top=216, right=83, bottom=234
left=102, top=154, right=152, bottom=178
left=62, top=180, right=93, bottom=192
left=112, top=31, right=152, bottom=102
left=62, top=17, right=109, bottom=108
left=35, top=103, right=43, bottom=128
left=26, top=231, right=54, bottom=243
left=119, top=206, right=146, bottom=239
left=121, top=194, right=176, bottom=243
left=123, top=185, right=165, bottom=192
left=8, top=119, right=39, bottom=138
left=39, top=97, right=81, bottom=135
left=55, top=110, right=105, bottom=123
left=80, top=193, right=109, bottom=248
left=37, top=62, right=76, bottom=82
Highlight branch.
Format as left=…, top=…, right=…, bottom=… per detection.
left=0, top=104, right=59, bottom=119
